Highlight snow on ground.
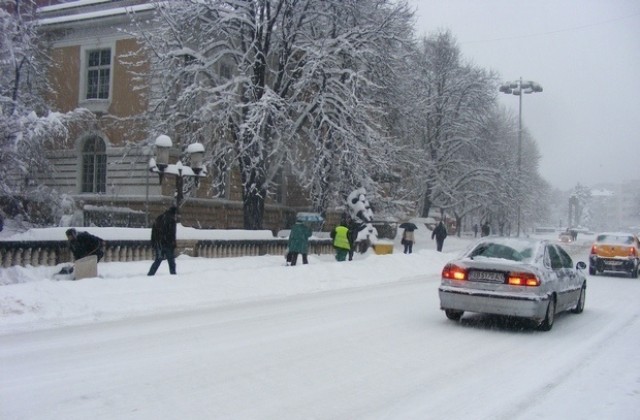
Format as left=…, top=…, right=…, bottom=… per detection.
left=0, top=221, right=463, bottom=333
left=0, top=223, right=593, bottom=334
left=4, top=223, right=635, bottom=420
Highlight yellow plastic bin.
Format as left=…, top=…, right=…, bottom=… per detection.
left=372, top=243, right=394, bottom=255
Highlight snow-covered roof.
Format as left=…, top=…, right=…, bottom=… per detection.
left=38, top=0, right=112, bottom=13
left=591, top=188, right=614, bottom=197
left=37, top=2, right=155, bottom=26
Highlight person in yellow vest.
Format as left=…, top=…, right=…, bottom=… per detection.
left=330, top=220, right=351, bottom=262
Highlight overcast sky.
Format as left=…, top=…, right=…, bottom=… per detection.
left=408, top=0, right=640, bottom=191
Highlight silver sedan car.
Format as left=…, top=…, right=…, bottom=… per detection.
left=438, top=238, right=587, bottom=331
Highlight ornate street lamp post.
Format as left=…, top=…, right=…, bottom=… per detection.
left=148, top=135, right=207, bottom=217
left=499, top=77, right=543, bottom=237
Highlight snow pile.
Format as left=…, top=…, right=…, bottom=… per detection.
left=0, top=225, right=277, bottom=242
left=0, top=221, right=466, bottom=334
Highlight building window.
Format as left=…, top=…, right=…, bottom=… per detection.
left=81, top=136, right=107, bottom=193
left=86, top=49, right=111, bottom=100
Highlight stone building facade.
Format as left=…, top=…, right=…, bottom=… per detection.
left=34, top=0, right=314, bottom=232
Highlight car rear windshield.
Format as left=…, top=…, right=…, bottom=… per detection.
left=596, top=234, right=634, bottom=244
left=467, top=242, right=534, bottom=262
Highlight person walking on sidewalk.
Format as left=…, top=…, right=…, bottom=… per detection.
left=331, top=221, right=351, bottom=262
left=148, top=206, right=178, bottom=275
left=401, top=228, right=415, bottom=254
left=431, top=221, right=448, bottom=252
left=481, top=221, right=491, bottom=237
left=347, top=217, right=362, bottom=261
left=287, top=217, right=312, bottom=266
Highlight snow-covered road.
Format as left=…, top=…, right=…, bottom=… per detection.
left=2, top=255, right=639, bottom=420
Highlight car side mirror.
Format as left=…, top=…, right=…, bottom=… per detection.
left=576, top=261, right=587, bottom=270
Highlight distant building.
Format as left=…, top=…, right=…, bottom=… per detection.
left=589, top=182, right=640, bottom=231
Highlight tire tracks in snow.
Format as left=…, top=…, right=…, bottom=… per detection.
left=492, top=312, right=640, bottom=420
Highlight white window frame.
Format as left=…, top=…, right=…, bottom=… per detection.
left=79, top=43, right=115, bottom=113
left=80, top=135, right=108, bottom=194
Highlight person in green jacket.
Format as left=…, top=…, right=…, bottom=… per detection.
left=331, top=221, right=351, bottom=262
left=287, top=218, right=312, bottom=266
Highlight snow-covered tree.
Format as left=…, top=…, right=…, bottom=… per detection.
left=134, top=0, right=414, bottom=229
left=384, top=28, right=552, bottom=234
left=469, top=106, right=549, bottom=235
left=516, top=128, right=550, bottom=232
left=569, top=183, right=591, bottom=227
left=0, top=0, right=93, bottom=222
left=293, top=0, right=414, bottom=218
left=408, top=32, right=499, bottom=218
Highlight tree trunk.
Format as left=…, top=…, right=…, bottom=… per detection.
left=421, top=184, right=432, bottom=218
left=455, top=214, right=462, bottom=237
left=240, top=154, right=266, bottom=230
left=242, top=187, right=265, bottom=230
left=311, top=152, right=332, bottom=218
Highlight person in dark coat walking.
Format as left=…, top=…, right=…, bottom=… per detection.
left=287, top=218, right=312, bottom=266
left=346, top=218, right=362, bottom=261
left=66, top=228, right=104, bottom=262
left=481, top=221, right=491, bottom=237
left=431, top=221, right=447, bottom=252
left=147, top=206, right=178, bottom=275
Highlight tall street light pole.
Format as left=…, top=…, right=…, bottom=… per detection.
left=148, top=135, right=207, bottom=221
left=499, top=77, right=542, bottom=237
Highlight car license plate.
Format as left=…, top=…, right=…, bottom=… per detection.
left=469, top=270, right=505, bottom=283
left=606, top=261, right=623, bottom=266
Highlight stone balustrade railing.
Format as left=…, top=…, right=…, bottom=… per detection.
left=0, top=239, right=334, bottom=268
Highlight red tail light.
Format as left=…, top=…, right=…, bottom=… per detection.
left=590, top=245, right=597, bottom=255
left=507, top=272, right=540, bottom=287
left=629, top=247, right=637, bottom=257
left=442, top=264, right=468, bottom=280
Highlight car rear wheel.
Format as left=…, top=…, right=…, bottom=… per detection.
left=571, top=284, right=586, bottom=314
left=588, top=265, right=596, bottom=275
left=538, top=297, right=556, bottom=331
left=630, top=266, right=638, bottom=278
left=444, top=309, right=464, bottom=321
